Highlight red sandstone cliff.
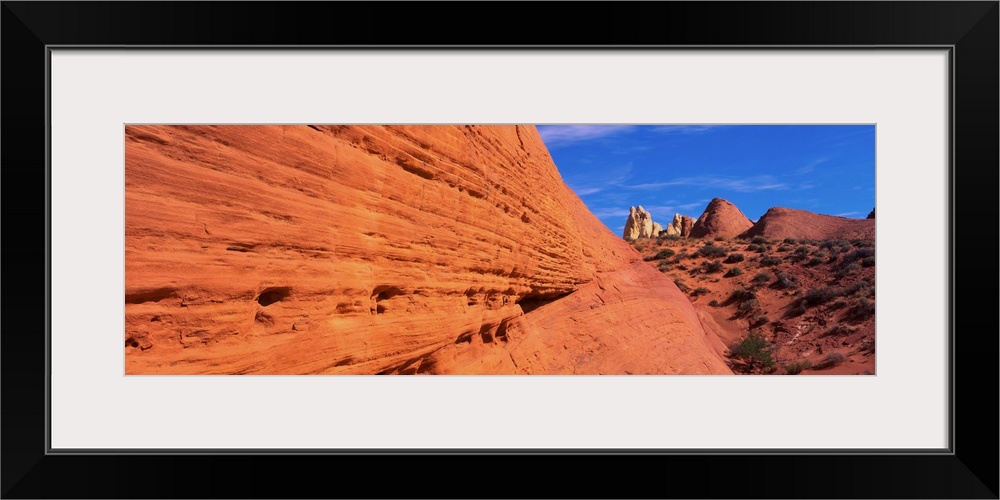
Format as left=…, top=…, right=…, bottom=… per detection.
left=125, top=125, right=731, bottom=374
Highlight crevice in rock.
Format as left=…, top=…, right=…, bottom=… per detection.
left=479, top=323, right=494, bottom=344
left=517, top=291, right=572, bottom=314
left=371, top=285, right=404, bottom=315
left=125, top=288, right=177, bottom=304
left=257, top=287, right=292, bottom=307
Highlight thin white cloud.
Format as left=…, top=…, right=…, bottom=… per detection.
left=590, top=207, right=633, bottom=219
left=677, top=200, right=710, bottom=212
left=562, top=162, right=633, bottom=197
left=537, top=125, right=637, bottom=148
left=796, top=157, right=829, bottom=175
left=623, top=176, right=788, bottom=193
left=835, top=211, right=861, bottom=217
left=573, top=187, right=604, bottom=196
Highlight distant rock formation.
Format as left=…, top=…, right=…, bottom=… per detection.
left=663, top=213, right=696, bottom=238
left=867, top=208, right=875, bottom=219
left=689, top=198, right=754, bottom=239
left=740, top=207, right=875, bottom=241
left=680, top=215, right=695, bottom=237
left=623, top=205, right=657, bottom=241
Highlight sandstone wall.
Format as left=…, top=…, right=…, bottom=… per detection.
left=125, top=125, right=731, bottom=374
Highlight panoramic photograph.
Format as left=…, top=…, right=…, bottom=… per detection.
left=124, top=124, right=875, bottom=375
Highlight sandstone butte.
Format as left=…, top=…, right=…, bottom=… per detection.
left=740, top=206, right=875, bottom=241
left=689, top=198, right=755, bottom=239
left=125, top=125, right=733, bottom=375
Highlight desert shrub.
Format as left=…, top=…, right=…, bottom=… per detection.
left=654, top=248, right=676, bottom=260
left=786, top=253, right=806, bottom=263
left=696, top=244, right=728, bottom=259
left=724, top=267, right=743, bottom=278
left=812, top=352, right=846, bottom=370
left=746, top=243, right=767, bottom=253
left=772, top=272, right=798, bottom=289
left=820, top=239, right=848, bottom=250
left=826, top=254, right=839, bottom=264
left=737, top=298, right=760, bottom=314
left=784, top=360, right=812, bottom=375
left=794, top=245, right=811, bottom=255
left=752, top=272, right=771, bottom=285
left=673, top=279, right=690, bottom=294
left=729, top=288, right=757, bottom=303
left=776, top=245, right=790, bottom=252
left=783, top=237, right=798, bottom=245
left=702, top=260, right=724, bottom=273
left=751, top=236, right=768, bottom=244
left=658, top=234, right=681, bottom=241
left=724, top=253, right=745, bottom=264
left=861, top=256, right=875, bottom=267
left=821, top=325, right=855, bottom=338
left=692, top=287, right=711, bottom=296
left=786, top=301, right=808, bottom=317
left=799, top=287, right=839, bottom=307
left=675, top=264, right=689, bottom=271
left=842, top=248, right=876, bottom=265
left=807, top=257, right=824, bottom=267
left=657, top=262, right=671, bottom=272
left=760, top=256, right=782, bottom=266
left=845, top=280, right=873, bottom=297
left=837, top=263, right=861, bottom=278
left=845, top=298, right=875, bottom=322
left=750, top=313, right=769, bottom=327
left=727, top=329, right=777, bottom=374
left=708, top=299, right=720, bottom=307
left=828, top=299, right=847, bottom=310
left=853, top=239, right=875, bottom=248
left=784, top=287, right=838, bottom=317
left=859, top=338, right=875, bottom=353
left=714, top=236, right=725, bottom=242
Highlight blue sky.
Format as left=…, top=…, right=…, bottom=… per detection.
left=536, top=125, right=875, bottom=236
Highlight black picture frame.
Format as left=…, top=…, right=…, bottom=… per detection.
left=2, top=2, right=997, bottom=498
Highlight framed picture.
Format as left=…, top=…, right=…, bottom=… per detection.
left=3, top=2, right=996, bottom=498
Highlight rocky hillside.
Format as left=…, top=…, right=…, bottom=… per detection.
left=741, top=207, right=875, bottom=241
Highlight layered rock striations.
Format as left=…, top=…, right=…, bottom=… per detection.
left=125, top=125, right=731, bottom=374
left=740, top=207, right=875, bottom=241
left=689, top=198, right=754, bottom=239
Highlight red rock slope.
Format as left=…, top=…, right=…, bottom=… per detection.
left=740, top=207, right=875, bottom=241
left=125, top=125, right=731, bottom=374
left=689, top=198, right=755, bottom=239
